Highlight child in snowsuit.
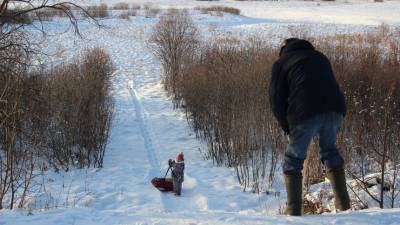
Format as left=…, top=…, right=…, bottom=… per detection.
left=168, top=152, right=185, bottom=196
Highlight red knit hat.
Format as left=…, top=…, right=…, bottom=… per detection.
left=176, top=152, right=184, bottom=162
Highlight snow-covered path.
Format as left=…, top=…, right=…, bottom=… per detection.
left=114, top=23, right=269, bottom=218
left=2, top=7, right=400, bottom=224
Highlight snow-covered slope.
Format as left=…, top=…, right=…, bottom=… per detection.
left=2, top=2, right=400, bottom=224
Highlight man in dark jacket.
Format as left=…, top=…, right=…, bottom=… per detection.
left=269, top=38, right=350, bottom=216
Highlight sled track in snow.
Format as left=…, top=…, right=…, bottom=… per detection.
left=127, top=82, right=160, bottom=175
left=127, top=81, right=174, bottom=212
left=125, top=35, right=209, bottom=213
left=127, top=80, right=209, bottom=213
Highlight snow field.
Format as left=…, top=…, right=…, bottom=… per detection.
left=88, top=0, right=400, bottom=26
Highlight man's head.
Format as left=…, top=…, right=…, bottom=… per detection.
left=279, top=38, right=300, bottom=56
left=279, top=38, right=314, bottom=57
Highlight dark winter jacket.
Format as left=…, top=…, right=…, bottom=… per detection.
left=269, top=39, right=346, bottom=134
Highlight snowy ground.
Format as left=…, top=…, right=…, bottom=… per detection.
left=2, top=1, right=400, bottom=224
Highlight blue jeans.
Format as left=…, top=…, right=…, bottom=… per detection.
left=283, top=112, right=344, bottom=174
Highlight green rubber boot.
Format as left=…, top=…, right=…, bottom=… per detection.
left=284, top=173, right=303, bottom=216
left=326, top=167, right=351, bottom=211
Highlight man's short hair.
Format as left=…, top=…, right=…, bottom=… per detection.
left=279, top=38, right=300, bottom=56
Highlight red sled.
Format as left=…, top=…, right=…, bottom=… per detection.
left=151, top=177, right=173, bottom=192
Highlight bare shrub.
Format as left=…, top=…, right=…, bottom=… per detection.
left=182, top=38, right=285, bottom=192
left=143, top=4, right=151, bottom=11
left=0, top=8, right=33, bottom=24
left=297, top=29, right=400, bottom=209
left=131, top=4, right=141, bottom=10
left=144, top=4, right=161, bottom=18
left=40, top=48, right=114, bottom=170
left=0, top=0, right=102, bottom=211
left=112, top=2, right=130, bottom=10
left=0, top=47, right=114, bottom=209
left=129, top=9, right=138, bottom=17
left=150, top=9, right=199, bottom=97
left=30, top=7, right=69, bottom=21
left=1, top=2, right=98, bottom=36
left=119, top=13, right=128, bottom=20
left=194, top=6, right=241, bottom=15
left=86, top=4, right=109, bottom=18
left=119, top=9, right=137, bottom=19
left=0, top=29, right=34, bottom=210
left=312, top=29, right=400, bottom=209
left=2, top=5, right=76, bottom=23
left=0, top=16, right=38, bottom=208
left=74, top=48, right=114, bottom=168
